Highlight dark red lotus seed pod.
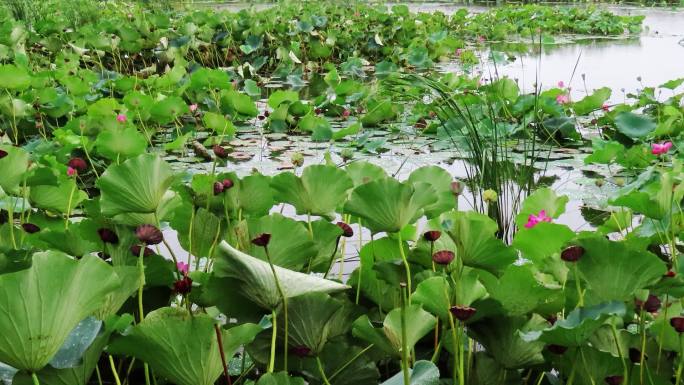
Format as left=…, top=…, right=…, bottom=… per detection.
left=222, top=179, right=234, bottom=190
left=629, top=348, right=643, bottom=363
left=635, top=295, right=661, bottom=313
left=547, top=344, right=567, bottom=355
left=0, top=149, right=7, bottom=159
left=21, top=223, right=40, bottom=233
left=449, top=305, right=476, bottom=321
left=315, top=108, right=322, bottom=115
left=67, top=157, right=88, bottom=173
left=336, top=222, right=354, bottom=237
left=213, top=181, right=225, bottom=195
left=264, top=110, right=270, bottom=117
left=289, top=345, right=311, bottom=357
left=671, top=316, right=684, bottom=333
left=665, top=270, right=676, bottom=278
left=604, top=376, right=623, bottom=385
left=423, top=230, right=441, bottom=242
left=432, top=250, right=455, bottom=265
left=546, top=314, right=558, bottom=326
left=173, top=276, right=193, bottom=294
left=135, top=224, right=163, bottom=245
left=251, top=233, right=271, bottom=247
left=561, top=245, right=584, bottom=262
left=97, top=228, right=119, bottom=244
left=130, top=245, right=155, bottom=257
left=213, top=145, right=228, bottom=159
left=257, top=115, right=265, bottom=121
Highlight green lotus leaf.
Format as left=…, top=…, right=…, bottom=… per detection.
left=150, top=96, right=189, bottom=125
left=651, top=302, right=684, bottom=352
left=214, top=242, right=349, bottom=310
left=271, top=165, right=353, bottom=218
left=572, top=87, right=611, bottom=116
left=523, top=301, right=625, bottom=346
left=241, top=214, right=317, bottom=270
left=344, top=178, right=437, bottom=234
left=0, top=252, right=119, bottom=371
left=221, top=90, right=258, bottom=118
left=0, top=144, right=29, bottom=193
left=170, top=205, right=222, bottom=259
left=37, top=221, right=99, bottom=258
left=381, top=360, right=439, bottom=385
left=203, top=112, right=236, bottom=136
left=268, top=90, right=299, bottom=109
left=576, top=236, right=667, bottom=304
left=412, top=276, right=451, bottom=320
left=29, top=179, right=88, bottom=214
left=555, top=347, right=624, bottom=385
left=514, top=188, right=568, bottom=228
left=0, top=64, right=30, bottom=90
left=441, top=211, right=517, bottom=274
left=308, top=220, right=344, bottom=273
left=407, top=166, right=456, bottom=218
left=512, top=222, right=575, bottom=264
left=97, top=153, right=176, bottom=217
left=108, top=307, right=263, bottom=385
left=468, top=315, right=546, bottom=369
left=224, top=173, right=274, bottom=218
left=255, top=372, right=306, bottom=385
left=284, top=292, right=345, bottom=355
left=488, top=265, right=558, bottom=316
left=614, top=111, right=656, bottom=139
left=307, top=340, right=380, bottom=385
left=348, top=237, right=403, bottom=311
left=94, top=266, right=140, bottom=319
left=345, top=161, right=388, bottom=186
left=94, top=126, right=147, bottom=160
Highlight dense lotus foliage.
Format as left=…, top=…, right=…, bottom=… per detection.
left=0, top=1, right=683, bottom=385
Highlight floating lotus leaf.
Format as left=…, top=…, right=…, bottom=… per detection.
left=0, top=252, right=119, bottom=371
left=214, top=242, right=349, bottom=310
left=108, top=307, right=263, bottom=385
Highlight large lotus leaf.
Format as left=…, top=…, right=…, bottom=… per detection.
left=522, top=301, right=625, bottom=347
left=609, top=190, right=664, bottom=219
left=170, top=205, right=222, bottom=259
left=468, top=316, right=546, bottom=369
left=94, top=126, right=147, bottom=160
left=0, top=145, right=29, bottom=193
left=284, top=292, right=343, bottom=355
left=407, top=166, right=456, bottom=218
left=344, top=178, right=437, bottom=234
left=37, top=220, right=99, bottom=258
left=441, top=211, right=517, bottom=274
left=514, top=188, right=568, bottom=228
left=470, top=352, right=521, bottom=385
left=108, top=307, right=263, bottom=385
left=194, top=276, right=265, bottom=324
left=651, top=302, right=684, bottom=352
left=512, top=222, right=575, bottom=264
left=0, top=64, right=31, bottom=90
left=0, top=252, right=119, bottom=371
left=29, top=179, right=88, bottom=214
left=308, top=220, right=344, bottom=273
left=381, top=360, right=439, bottom=385
left=351, top=316, right=399, bottom=358
left=383, top=305, right=436, bottom=355
left=97, top=153, right=176, bottom=217
left=345, top=161, right=388, bottom=186
left=214, top=242, right=349, bottom=310
left=347, top=237, right=403, bottom=311
left=255, top=372, right=306, bottom=385
left=94, top=266, right=140, bottom=319
left=576, top=236, right=666, bottom=303
left=306, top=341, right=380, bottom=385
left=555, top=347, right=624, bottom=385
left=614, top=111, right=656, bottom=139
left=242, top=214, right=317, bottom=270
left=487, top=265, right=558, bottom=316
left=270, top=165, right=353, bottom=217
left=150, top=96, right=189, bottom=125
left=572, top=87, right=611, bottom=116
left=224, top=173, right=274, bottom=218
left=412, top=276, right=452, bottom=321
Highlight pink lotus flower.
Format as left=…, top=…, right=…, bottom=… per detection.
left=116, top=114, right=127, bottom=123
left=477, top=36, right=486, bottom=43
left=342, top=109, right=351, bottom=118
left=557, top=81, right=565, bottom=88
left=556, top=94, right=570, bottom=105
left=67, top=167, right=77, bottom=177
left=524, top=210, right=552, bottom=229
left=177, top=261, right=189, bottom=275
left=651, top=141, right=673, bottom=156
left=455, top=48, right=463, bottom=57
left=602, top=103, right=610, bottom=112
left=189, top=104, right=198, bottom=112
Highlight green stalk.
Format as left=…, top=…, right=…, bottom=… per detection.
left=268, top=308, right=277, bottom=373
left=137, top=243, right=151, bottom=385
left=458, top=322, right=465, bottom=385
left=610, top=323, right=628, bottom=384
left=316, top=356, right=332, bottom=385
left=397, top=232, right=412, bottom=302
left=64, top=182, right=76, bottom=230
left=108, top=355, right=122, bottom=385
left=676, top=334, right=684, bottom=385
left=448, top=313, right=459, bottom=385
left=264, top=246, right=288, bottom=372
left=400, top=284, right=410, bottom=385
left=573, top=264, right=584, bottom=307
left=31, top=373, right=39, bottom=385
left=328, top=344, right=374, bottom=382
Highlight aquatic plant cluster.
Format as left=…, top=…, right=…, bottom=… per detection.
left=0, top=1, right=683, bottom=385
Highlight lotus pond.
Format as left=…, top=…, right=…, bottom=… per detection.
left=1, top=1, right=684, bottom=385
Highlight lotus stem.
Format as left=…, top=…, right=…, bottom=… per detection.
left=324, top=236, right=341, bottom=279
left=573, top=264, right=584, bottom=307
left=143, top=365, right=151, bottom=385
left=267, top=308, right=278, bottom=373
left=316, top=356, right=332, bottom=385
left=95, top=365, right=103, bottom=385
left=397, top=232, right=412, bottom=303
left=610, top=323, right=628, bottom=384
left=31, top=373, right=40, bottom=385
left=264, top=245, right=288, bottom=372
left=108, top=355, right=122, bottom=385
left=639, top=310, right=647, bottom=384
left=458, top=322, right=465, bottom=385
left=677, top=334, right=684, bottom=385
left=64, top=182, right=76, bottom=230
left=400, top=283, right=410, bottom=385
left=355, top=224, right=368, bottom=305
left=448, top=312, right=459, bottom=385
left=211, top=324, right=231, bottom=385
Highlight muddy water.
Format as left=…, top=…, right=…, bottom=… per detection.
left=166, top=3, right=682, bottom=276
